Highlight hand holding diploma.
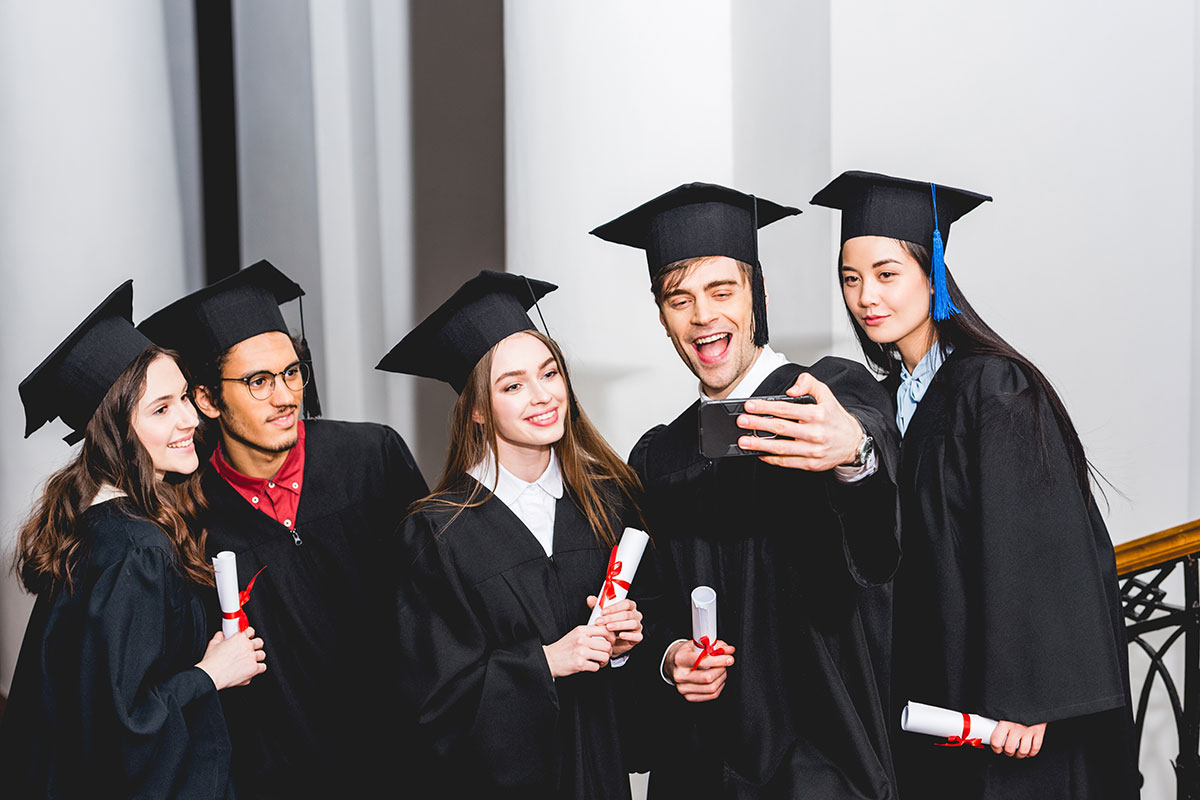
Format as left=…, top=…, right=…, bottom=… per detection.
left=664, top=586, right=735, bottom=702
left=196, top=627, right=267, bottom=689
left=584, top=527, right=649, bottom=659
left=587, top=528, right=649, bottom=624
left=543, top=624, right=613, bottom=678
left=213, top=551, right=266, bottom=638
left=902, top=701, right=1044, bottom=758
left=989, top=720, right=1046, bottom=759
left=587, top=595, right=643, bottom=659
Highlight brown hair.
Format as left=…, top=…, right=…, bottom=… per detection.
left=14, top=347, right=213, bottom=595
left=650, top=255, right=755, bottom=307
left=414, top=330, right=644, bottom=548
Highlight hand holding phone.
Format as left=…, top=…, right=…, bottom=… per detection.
left=698, top=394, right=816, bottom=459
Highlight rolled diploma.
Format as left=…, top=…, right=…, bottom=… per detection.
left=587, top=527, right=650, bottom=625
left=213, top=551, right=243, bottom=639
left=691, top=586, right=717, bottom=654
left=901, top=700, right=998, bottom=744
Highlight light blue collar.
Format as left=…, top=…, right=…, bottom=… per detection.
left=896, top=343, right=953, bottom=436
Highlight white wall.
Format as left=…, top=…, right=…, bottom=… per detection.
left=505, top=0, right=738, bottom=460
left=829, top=0, right=1196, bottom=543
left=0, top=0, right=191, bottom=693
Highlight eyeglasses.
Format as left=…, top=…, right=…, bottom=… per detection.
left=221, top=361, right=311, bottom=401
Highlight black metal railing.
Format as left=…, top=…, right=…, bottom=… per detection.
left=1117, top=519, right=1200, bottom=800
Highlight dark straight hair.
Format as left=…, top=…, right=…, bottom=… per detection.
left=843, top=241, right=1102, bottom=505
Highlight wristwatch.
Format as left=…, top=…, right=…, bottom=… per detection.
left=846, top=431, right=874, bottom=468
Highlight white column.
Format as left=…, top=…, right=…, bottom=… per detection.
left=505, top=0, right=737, bottom=458
left=234, top=0, right=416, bottom=435
left=0, top=0, right=189, bottom=693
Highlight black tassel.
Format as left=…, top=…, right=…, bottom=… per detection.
left=751, top=261, right=770, bottom=347
left=296, top=295, right=322, bottom=418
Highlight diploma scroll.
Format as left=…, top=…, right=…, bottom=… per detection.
left=587, top=527, right=650, bottom=625
left=901, top=700, right=997, bottom=748
left=690, top=586, right=724, bottom=669
left=213, top=551, right=244, bottom=638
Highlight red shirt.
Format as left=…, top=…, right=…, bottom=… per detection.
left=211, top=420, right=306, bottom=531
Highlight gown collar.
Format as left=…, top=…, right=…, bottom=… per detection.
left=468, top=449, right=564, bottom=506
left=897, top=342, right=953, bottom=435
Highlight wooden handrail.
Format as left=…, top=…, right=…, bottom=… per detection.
left=1115, top=518, right=1200, bottom=577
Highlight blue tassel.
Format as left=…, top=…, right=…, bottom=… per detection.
left=929, top=183, right=961, bottom=321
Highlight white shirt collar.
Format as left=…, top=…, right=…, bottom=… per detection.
left=467, top=449, right=564, bottom=506
left=700, top=344, right=789, bottom=402
left=89, top=484, right=127, bottom=507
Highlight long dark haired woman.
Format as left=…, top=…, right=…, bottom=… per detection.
left=377, top=270, right=648, bottom=799
left=0, top=282, right=265, bottom=799
left=811, top=172, right=1138, bottom=799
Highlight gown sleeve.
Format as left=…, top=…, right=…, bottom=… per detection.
left=382, top=424, right=431, bottom=509
left=971, top=359, right=1127, bottom=724
left=810, top=356, right=902, bottom=588
left=395, top=511, right=560, bottom=788
left=82, top=542, right=223, bottom=796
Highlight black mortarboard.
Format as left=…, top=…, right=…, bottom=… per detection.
left=376, top=270, right=557, bottom=393
left=138, top=259, right=302, bottom=366
left=138, top=259, right=322, bottom=415
left=811, top=171, right=992, bottom=321
left=19, top=280, right=153, bottom=444
left=589, top=182, right=800, bottom=346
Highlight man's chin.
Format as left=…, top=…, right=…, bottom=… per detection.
left=258, top=432, right=299, bottom=454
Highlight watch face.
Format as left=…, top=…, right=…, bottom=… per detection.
left=856, top=435, right=873, bottom=466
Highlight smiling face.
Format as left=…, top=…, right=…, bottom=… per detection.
left=130, top=355, right=199, bottom=480
left=657, top=256, right=761, bottom=400
left=840, top=236, right=937, bottom=368
left=478, top=331, right=568, bottom=469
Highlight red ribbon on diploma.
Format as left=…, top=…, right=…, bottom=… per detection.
left=598, top=545, right=630, bottom=610
left=690, top=635, right=726, bottom=670
left=937, top=712, right=984, bottom=748
left=221, top=565, right=267, bottom=632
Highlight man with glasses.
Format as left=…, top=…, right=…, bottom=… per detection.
left=139, top=261, right=428, bottom=799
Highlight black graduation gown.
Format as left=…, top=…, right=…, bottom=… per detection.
left=0, top=500, right=233, bottom=799
left=395, top=480, right=642, bottom=800
left=890, top=351, right=1139, bottom=799
left=198, top=419, right=428, bottom=799
left=629, top=357, right=902, bottom=800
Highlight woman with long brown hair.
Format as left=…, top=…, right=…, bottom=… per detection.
left=377, top=270, right=648, bottom=799
left=811, top=172, right=1138, bottom=799
left=0, top=282, right=265, bottom=799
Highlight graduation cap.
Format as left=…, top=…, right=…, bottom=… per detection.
left=810, top=171, right=991, bottom=321
left=19, top=280, right=154, bottom=445
left=589, top=182, right=801, bottom=347
left=138, top=259, right=322, bottom=416
left=376, top=270, right=557, bottom=393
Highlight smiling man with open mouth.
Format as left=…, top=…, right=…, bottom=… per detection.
left=592, top=182, right=902, bottom=800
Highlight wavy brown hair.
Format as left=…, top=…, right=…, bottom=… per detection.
left=414, top=330, right=644, bottom=548
left=14, top=347, right=213, bottom=596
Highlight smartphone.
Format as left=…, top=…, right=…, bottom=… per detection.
left=698, top=394, right=817, bottom=459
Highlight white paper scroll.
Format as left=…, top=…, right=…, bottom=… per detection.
left=588, top=527, right=650, bottom=625
left=212, top=551, right=243, bottom=639
left=902, top=700, right=998, bottom=745
left=690, top=586, right=717, bottom=654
